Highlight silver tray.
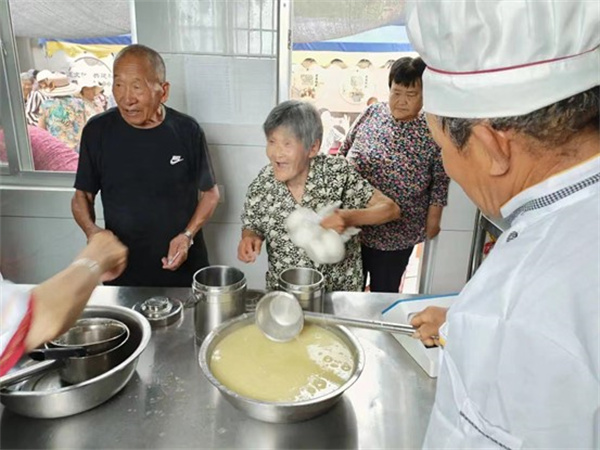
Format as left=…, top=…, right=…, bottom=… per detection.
left=0, top=305, right=151, bottom=419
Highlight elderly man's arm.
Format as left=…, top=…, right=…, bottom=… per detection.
left=162, top=185, right=220, bottom=270
left=72, top=190, right=104, bottom=239
left=185, top=185, right=221, bottom=236
left=321, top=189, right=400, bottom=233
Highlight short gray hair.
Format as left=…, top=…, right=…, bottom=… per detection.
left=439, top=87, right=599, bottom=151
left=263, top=100, right=323, bottom=151
left=113, top=44, right=166, bottom=83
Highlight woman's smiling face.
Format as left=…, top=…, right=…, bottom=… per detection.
left=266, top=125, right=317, bottom=184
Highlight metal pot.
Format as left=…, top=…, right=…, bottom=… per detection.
left=0, top=305, right=151, bottom=419
left=192, top=266, right=247, bottom=342
left=278, top=267, right=324, bottom=312
left=57, top=325, right=130, bottom=385
left=198, top=313, right=365, bottom=423
left=49, top=318, right=129, bottom=355
left=1, top=319, right=130, bottom=388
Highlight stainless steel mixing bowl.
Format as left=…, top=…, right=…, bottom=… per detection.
left=0, top=305, right=151, bottom=419
left=198, top=313, right=365, bottom=423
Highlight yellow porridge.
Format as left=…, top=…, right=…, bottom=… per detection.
left=210, top=323, right=355, bottom=402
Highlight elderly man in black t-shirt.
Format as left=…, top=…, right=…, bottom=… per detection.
left=72, top=44, right=220, bottom=287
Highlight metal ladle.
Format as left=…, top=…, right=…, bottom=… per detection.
left=255, top=291, right=416, bottom=342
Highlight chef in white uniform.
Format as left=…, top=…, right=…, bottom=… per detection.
left=405, top=1, right=600, bottom=448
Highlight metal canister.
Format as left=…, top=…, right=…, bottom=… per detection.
left=277, top=267, right=324, bottom=312
left=192, top=266, right=247, bottom=342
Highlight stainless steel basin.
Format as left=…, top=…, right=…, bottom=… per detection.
left=198, top=313, right=365, bottom=423
left=0, top=305, right=151, bottom=419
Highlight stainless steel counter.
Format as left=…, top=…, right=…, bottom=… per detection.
left=0, top=287, right=437, bottom=449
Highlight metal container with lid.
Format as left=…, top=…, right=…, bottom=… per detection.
left=278, top=267, right=324, bottom=312
left=192, top=266, right=247, bottom=343
left=133, top=296, right=183, bottom=329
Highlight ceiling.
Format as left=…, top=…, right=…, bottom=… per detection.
left=8, top=0, right=130, bottom=39
left=8, top=0, right=405, bottom=42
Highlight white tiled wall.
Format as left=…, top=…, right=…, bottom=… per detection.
left=136, top=0, right=278, bottom=289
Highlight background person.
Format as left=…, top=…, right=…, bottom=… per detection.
left=238, top=100, right=400, bottom=292
left=72, top=44, right=220, bottom=287
left=79, top=78, right=105, bottom=122
left=406, top=0, right=599, bottom=447
left=0, top=125, right=79, bottom=172
left=38, top=73, right=86, bottom=152
left=1, top=231, right=127, bottom=376
left=25, top=69, right=51, bottom=126
left=19, top=71, right=34, bottom=105
left=339, top=57, right=449, bottom=292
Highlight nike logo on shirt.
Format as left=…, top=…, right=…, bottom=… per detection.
left=170, top=155, right=184, bottom=165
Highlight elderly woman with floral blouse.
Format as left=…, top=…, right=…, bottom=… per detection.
left=238, top=100, right=400, bottom=292
left=339, top=57, right=450, bottom=293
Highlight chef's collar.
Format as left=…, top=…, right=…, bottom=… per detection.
left=501, top=155, right=600, bottom=226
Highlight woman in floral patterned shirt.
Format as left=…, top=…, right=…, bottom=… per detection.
left=339, top=57, right=450, bottom=293
left=239, top=100, right=400, bottom=292
left=38, top=75, right=86, bottom=152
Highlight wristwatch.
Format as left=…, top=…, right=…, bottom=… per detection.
left=182, top=229, right=194, bottom=247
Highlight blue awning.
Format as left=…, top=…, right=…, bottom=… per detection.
left=39, top=34, right=132, bottom=46
left=293, top=25, right=413, bottom=53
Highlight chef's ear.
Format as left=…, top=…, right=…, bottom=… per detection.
left=470, top=124, right=511, bottom=177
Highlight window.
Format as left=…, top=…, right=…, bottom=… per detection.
left=134, top=0, right=277, bottom=57
left=0, top=0, right=130, bottom=183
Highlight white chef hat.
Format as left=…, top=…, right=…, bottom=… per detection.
left=405, top=0, right=600, bottom=118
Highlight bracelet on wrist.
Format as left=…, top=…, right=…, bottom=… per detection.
left=182, top=229, right=194, bottom=247
left=71, top=258, right=101, bottom=275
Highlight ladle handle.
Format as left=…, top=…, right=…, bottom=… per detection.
left=0, top=360, right=61, bottom=389
left=304, top=312, right=416, bottom=336
left=29, top=347, right=88, bottom=361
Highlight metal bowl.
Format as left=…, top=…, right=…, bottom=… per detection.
left=0, top=305, right=151, bottom=419
left=57, top=324, right=130, bottom=385
left=199, top=313, right=365, bottom=423
left=49, top=318, right=129, bottom=355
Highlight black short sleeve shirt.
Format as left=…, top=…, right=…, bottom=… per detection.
left=75, top=106, right=216, bottom=286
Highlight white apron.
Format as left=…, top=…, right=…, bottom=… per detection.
left=424, top=156, right=600, bottom=449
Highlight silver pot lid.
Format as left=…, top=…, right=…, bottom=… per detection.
left=133, top=296, right=183, bottom=329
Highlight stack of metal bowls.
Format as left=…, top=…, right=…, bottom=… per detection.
left=0, top=305, right=151, bottom=419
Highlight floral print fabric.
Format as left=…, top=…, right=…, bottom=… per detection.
left=242, top=154, right=374, bottom=291
left=40, top=96, right=86, bottom=152
left=339, top=103, right=450, bottom=251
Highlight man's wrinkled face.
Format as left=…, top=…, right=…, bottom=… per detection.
left=112, top=54, right=169, bottom=128
left=389, top=81, right=423, bottom=121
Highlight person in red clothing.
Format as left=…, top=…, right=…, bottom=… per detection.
left=0, top=125, right=79, bottom=172
left=1, top=231, right=128, bottom=376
